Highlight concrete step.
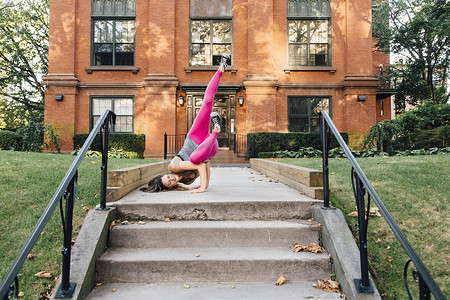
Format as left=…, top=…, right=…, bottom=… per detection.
left=109, top=220, right=321, bottom=248
left=210, top=150, right=248, bottom=165
left=96, top=247, right=331, bottom=284
left=86, top=282, right=342, bottom=299
left=113, top=197, right=322, bottom=221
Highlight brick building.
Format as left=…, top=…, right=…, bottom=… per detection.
left=43, top=0, right=393, bottom=157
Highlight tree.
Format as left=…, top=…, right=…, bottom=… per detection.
left=0, top=0, right=49, bottom=126
left=373, top=0, right=450, bottom=112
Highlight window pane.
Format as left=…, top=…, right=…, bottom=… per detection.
left=288, top=20, right=307, bottom=43
left=310, top=20, right=328, bottom=43
left=289, top=116, right=309, bottom=132
left=93, top=0, right=103, bottom=14
left=126, top=0, right=135, bottom=15
left=288, top=0, right=297, bottom=16
left=115, top=116, right=133, bottom=132
left=289, top=98, right=308, bottom=114
left=104, top=0, right=113, bottom=14
left=93, top=99, right=112, bottom=115
left=115, top=20, right=135, bottom=43
left=212, top=44, right=231, bottom=65
left=191, top=20, right=210, bottom=43
left=289, top=44, right=307, bottom=66
left=115, top=0, right=124, bottom=15
left=299, top=0, right=307, bottom=16
left=311, top=98, right=329, bottom=114
left=190, top=44, right=211, bottom=65
left=321, top=0, right=330, bottom=15
left=114, top=99, right=133, bottom=115
left=94, top=20, right=114, bottom=43
left=213, top=21, right=231, bottom=43
left=310, top=0, right=319, bottom=16
left=309, top=44, right=327, bottom=66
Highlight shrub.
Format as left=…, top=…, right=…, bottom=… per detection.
left=18, top=121, right=45, bottom=152
left=396, top=101, right=450, bottom=133
left=362, top=120, right=403, bottom=155
left=73, top=133, right=145, bottom=157
left=0, top=130, right=23, bottom=150
left=247, top=132, right=348, bottom=158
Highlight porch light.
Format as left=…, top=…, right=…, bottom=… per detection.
left=238, top=95, right=244, bottom=106
left=358, top=95, right=366, bottom=101
left=178, top=95, right=184, bottom=106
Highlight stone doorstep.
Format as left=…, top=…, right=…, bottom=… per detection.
left=250, top=159, right=324, bottom=199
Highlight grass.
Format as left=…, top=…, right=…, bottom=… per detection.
left=276, top=155, right=449, bottom=299
left=0, top=150, right=159, bottom=299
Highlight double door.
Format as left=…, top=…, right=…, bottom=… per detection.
left=187, top=94, right=235, bottom=148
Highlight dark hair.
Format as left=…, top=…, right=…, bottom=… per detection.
left=140, top=174, right=170, bottom=193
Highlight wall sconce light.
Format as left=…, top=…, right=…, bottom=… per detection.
left=238, top=95, right=244, bottom=106
left=358, top=95, right=366, bottom=101
left=55, top=95, right=63, bottom=101
left=178, top=95, right=184, bottom=106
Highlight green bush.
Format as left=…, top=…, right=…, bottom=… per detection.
left=73, top=133, right=145, bottom=157
left=247, top=132, right=348, bottom=158
left=396, top=101, right=450, bottom=133
left=0, top=130, right=23, bottom=150
left=18, top=121, right=45, bottom=152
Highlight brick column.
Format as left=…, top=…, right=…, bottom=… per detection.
left=243, top=0, right=278, bottom=133
left=42, top=0, right=78, bottom=152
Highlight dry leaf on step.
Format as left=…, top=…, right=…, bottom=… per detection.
left=293, top=243, right=323, bottom=254
left=184, top=284, right=190, bottom=289
left=275, top=275, right=286, bottom=286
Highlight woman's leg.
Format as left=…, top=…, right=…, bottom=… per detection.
left=189, top=131, right=219, bottom=164
left=187, top=69, right=223, bottom=144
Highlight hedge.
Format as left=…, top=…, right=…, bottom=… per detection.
left=73, top=133, right=145, bottom=157
left=247, top=132, right=348, bottom=158
left=0, top=130, right=23, bottom=151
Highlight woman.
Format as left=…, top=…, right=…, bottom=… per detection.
left=141, top=53, right=229, bottom=194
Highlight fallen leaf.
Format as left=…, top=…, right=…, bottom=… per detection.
left=387, top=256, right=393, bottom=263
left=130, top=221, right=135, bottom=224
left=109, top=221, right=115, bottom=230
left=82, top=205, right=89, bottom=211
left=312, top=279, right=344, bottom=296
left=112, top=289, right=116, bottom=292
left=121, top=220, right=130, bottom=225
left=165, top=218, right=171, bottom=222
left=275, top=275, right=286, bottom=286
left=293, top=243, right=323, bottom=254
left=348, top=211, right=358, bottom=217
left=194, top=254, right=200, bottom=257
left=138, top=221, right=146, bottom=225
left=230, top=286, right=235, bottom=289
left=18, top=292, right=24, bottom=297
left=184, top=284, right=190, bottom=289
left=35, top=271, right=52, bottom=278
left=96, top=283, right=103, bottom=286
left=27, top=254, right=36, bottom=260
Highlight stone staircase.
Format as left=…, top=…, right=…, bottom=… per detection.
left=210, top=149, right=249, bottom=165
left=85, top=167, right=341, bottom=299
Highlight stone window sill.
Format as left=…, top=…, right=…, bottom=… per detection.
left=86, top=66, right=140, bottom=74
left=185, top=66, right=238, bottom=74
left=284, top=66, right=337, bottom=74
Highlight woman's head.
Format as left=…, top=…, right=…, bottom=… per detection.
left=140, top=174, right=179, bottom=192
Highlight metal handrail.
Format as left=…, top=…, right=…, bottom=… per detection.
left=319, top=111, right=445, bottom=299
left=164, top=133, right=186, bottom=160
left=0, top=109, right=116, bottom=300
left=233, top=134, right=248, bottom=156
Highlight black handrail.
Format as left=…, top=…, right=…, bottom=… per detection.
left=319, top=111, right=445, bottom=299
left=234, top=134, right=248, bottom=156
left=0, top=109, right=116, bottom=300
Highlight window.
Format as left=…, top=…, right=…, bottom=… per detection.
left=288, top=97, right=330, bottom=132
left=91, top=97, right=134, bottom=133
left=287, top=0, right=331, bottom=66
left=92, top=0, right=136, bottom=66
left=190, top=20, right=232, bottom=66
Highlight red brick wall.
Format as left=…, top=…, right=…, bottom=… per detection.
left=44, top=0, right=390, bottom=156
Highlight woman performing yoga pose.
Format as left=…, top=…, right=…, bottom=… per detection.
left=141, top=54, right=229, bottom=194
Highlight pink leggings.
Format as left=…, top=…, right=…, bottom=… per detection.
left=188, top=70, right=223, bottom=164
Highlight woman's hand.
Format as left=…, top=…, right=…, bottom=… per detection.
left=188, top=187, right=205, bottom=193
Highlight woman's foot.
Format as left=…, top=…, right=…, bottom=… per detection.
left=218, top=53, right=230, bottom=72
left=210, top=112, right=221, bottom=132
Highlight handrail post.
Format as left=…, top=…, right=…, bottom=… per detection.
left=55, top=173, right=77, bottom=298
left=354, top=174, right=373, bottom=293
left=164, top=132, right=167, bottom=160
left=419, top=273, right=431, bottom=300
left=97, top=115, right=112, bottom=211
left=320, top=113, right=331, bottom=208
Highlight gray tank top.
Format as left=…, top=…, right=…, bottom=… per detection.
left=177, top=135, right=199, bottom=161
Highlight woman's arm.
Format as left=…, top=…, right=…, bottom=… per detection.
left=168, top=157, right=208, bottom=193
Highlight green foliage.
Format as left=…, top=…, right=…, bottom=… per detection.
left=247, top=132, right=348, bottom=158
left=17, top=119, right=44, bottom=152
left=0, top=0, right=49, bottom=115
left=373, top=0, right=450, bottom=111
left=0, top=130, right=22, bottom=150
left=362, top=120, right=403, bottom=155
left=73, top=133, right=145, bottom=157
left=396, top=101, right=450, bottom=133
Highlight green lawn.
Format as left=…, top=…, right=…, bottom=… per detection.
left=0, top=151, right=159, bottom=299
left=276, top=155, right=449, bottom=299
